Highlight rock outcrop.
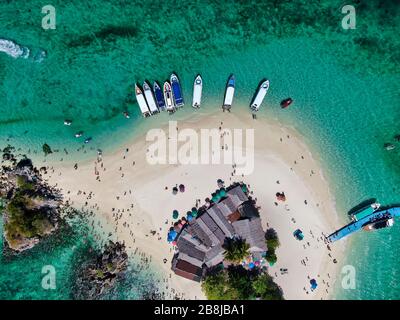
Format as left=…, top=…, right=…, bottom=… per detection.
left=0, top=148, right=63, bottom=252
left=74, top=241, right=128, bottom=299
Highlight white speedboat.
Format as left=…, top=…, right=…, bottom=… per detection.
left=143, top=81, right=159, bottom=114
left=222, top=75, right=235, bottom=111
left=192, top=75, right=202, bottom=109
left=135, top=84, right=151, bottom=117
left=163, top=81, right=175, bottom=113
left=250, top=80, right=269, bottom=112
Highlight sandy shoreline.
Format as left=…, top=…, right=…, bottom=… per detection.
left=41, top=107, right=346, bottom=300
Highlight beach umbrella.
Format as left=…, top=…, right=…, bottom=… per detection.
left=179, top=184, right=185, bottom=192
left=217, top=179, right=224, bottom=188
left=172, top=187, right=178, bottom=195
left=241, top=184, right=248, bottom=193
left=249, top=262, right=255, bottom=269
left=172, top=210, right=179, bottom=219
left=186, top=215, right=193, bottom=222
left=219, top=188, right=227, bottom=197
left=167, top=230, right=177, bottom=242
left=191, top=208, right=198, bottom=217
left=310, top=279, right=318, bottom=290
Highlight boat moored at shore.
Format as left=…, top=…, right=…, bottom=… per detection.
left=327, top=205, right=400, bottom=242
left=192, top=75, right=202, bottom=108
left=153, top=81, right=166, bottom=111
left=362, top=216, right=394, bottom=231
left=163, top=81, right=176, bottom=113
left=135, top=84, right=151, bottom=117
left=143, top=81, right=159, bottom=114
left=350, top=203, right=380, bottom=221
left=222, top=75, right=235, bottom=111
left=250, top=80, right=269, bottom=112
left=170, top=73, right=184, bottom=108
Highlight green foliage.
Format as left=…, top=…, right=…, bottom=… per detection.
left=16, top=175, right=35, bottom=192
left=202, top=266, right=283, bottom=300
left=201, top=270, right=229, bottom=300
left=96, top=269, right=105, bottom=278
left=265, top=228, right=280, bottom=265
left=223, top=237, right=250, bottom=263
left=4, top=189, right=52, bottom=244
left=252, top=273, right=283, bottom=300
left=265, top=250, right=277, bottom=265
left=265, top=228, right=280, bottom=251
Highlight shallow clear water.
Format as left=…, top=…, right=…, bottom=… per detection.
left=0, top=0, right=399, bottom=299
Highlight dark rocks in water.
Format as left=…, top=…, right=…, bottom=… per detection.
left=42, top=143, right=52, bottom=156
left=74, top=241, right=128, bottom=300
left=16, top=158, right=33, bottom=170
left=384, top=143, right=395, bottom=151
left=3, top=152, right=12, bottom=161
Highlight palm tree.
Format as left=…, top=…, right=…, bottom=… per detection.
left=223, top=237, right=250, bottom=263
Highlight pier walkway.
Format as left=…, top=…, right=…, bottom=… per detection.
left=327, top=207, right=400, bottom=242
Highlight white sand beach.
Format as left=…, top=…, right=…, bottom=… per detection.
left=43, top=107, right=346, bottom=300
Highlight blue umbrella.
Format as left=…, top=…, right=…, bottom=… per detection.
left=310, top=279, right=317, bottom=290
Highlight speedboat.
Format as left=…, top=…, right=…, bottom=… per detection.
left=135, top=83, right=151, bottom=117
left=64, top=120, right=72, bottom=126
left=84, top=137, right=92, bottom=144
left=153, top=81, right=166, bottom=111
left=163, top=81, right=175, bottom=113
left=250, top=80, right=269, bottom=112
left=143, top=81, right=159, bottom=114
left=362, top=216, right=394, bottom=231
left=222, top=75, right=235, bottom=111
left=123, top=111, right=130, bottom=119
left=192, top=75, right=202, bottom=109
left=350, top=202, right=380, bottom=221
left=281, top=98, right=293, bottom=109
left=170, top=73, right=184, bottom=108
left=74, top=131, right=83, bottom=138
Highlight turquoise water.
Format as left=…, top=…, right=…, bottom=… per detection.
left=1, top=1, right=399, bottom=299
left=0, top=217, right=163, bottom=299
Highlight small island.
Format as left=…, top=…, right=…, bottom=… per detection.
left=0, top=147, right=63, bottom=252
left=168, top=182, right=283, bottom=300
left=73, top=241, right=128, bottom=299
